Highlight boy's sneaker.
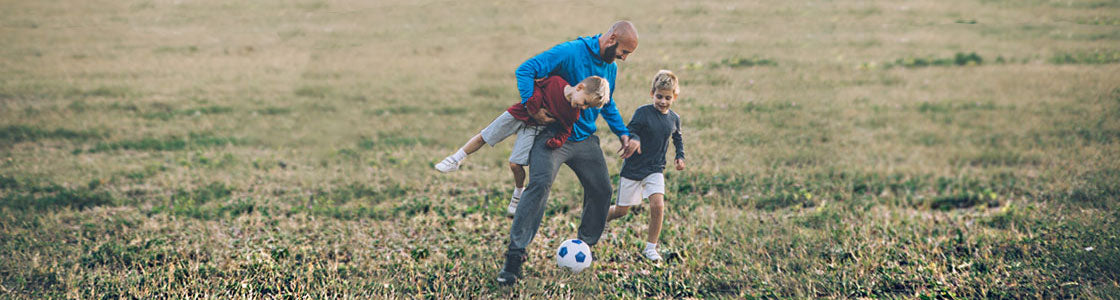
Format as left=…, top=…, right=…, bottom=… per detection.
left=434, top=156, right=459, bottom=173
left=507, top=195, right=520, bottom=216
left=642, top=248, right=662, bottom=261
left=496, top=252, right=526, bottom=285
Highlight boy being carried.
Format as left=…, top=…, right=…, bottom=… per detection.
left=435, top=76, right=610, bottom=215
left=606, top=70, right=686, bottom=261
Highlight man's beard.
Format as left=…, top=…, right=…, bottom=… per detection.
left=600, top=42, right=618, bottom=63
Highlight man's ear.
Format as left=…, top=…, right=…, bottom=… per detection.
left=575, top=83, right=585, bottom=92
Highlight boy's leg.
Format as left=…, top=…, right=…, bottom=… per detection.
left=505, top=125, right=538, bottom=215
left=606, top=205, right=631, bottom=221
left=510, top=163, right=527, bottom=188
left=641, top=173, right=667, bottom=261
left=437, top=112, right=522, bottom=173
left=507, top=162, right=526, bottom=215
left=646, top=193, right=665, bottom=244
left=608, top=175, right=643, bottom=221
left=642, top=192, right=665, bottom=261
left=565, top=135, right=612, bottom=246
left=463, top=133, right=486, bottom=154
left=436, top=133, right=483, bottom=173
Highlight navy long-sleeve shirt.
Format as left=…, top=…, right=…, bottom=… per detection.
left=620, top=105, right=685, bottom=180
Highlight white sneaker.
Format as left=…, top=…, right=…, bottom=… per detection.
left=434, top=156, right=459, bottom=173
left=507, top=194, right=520, bottom=216
left=642, top=248, right=662, bottom=261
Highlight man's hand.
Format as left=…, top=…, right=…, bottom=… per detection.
left=617, top=135, right=641, bottom=159
left=675, top=158, right=685, bottom=171
left=532, top=108, right=557, bottom=124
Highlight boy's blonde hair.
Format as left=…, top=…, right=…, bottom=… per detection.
left=580, top=76, right=610, bottom=108
left=650, top=70, right=679, bottom=95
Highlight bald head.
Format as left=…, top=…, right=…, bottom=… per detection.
left=606, top=21, right=638, bottom=44
left=599, top=20, right=638, bottom=63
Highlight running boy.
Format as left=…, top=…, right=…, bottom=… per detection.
left=435, top=76, right=610, bottom=215
left=606, top=70, right=685, bottom=261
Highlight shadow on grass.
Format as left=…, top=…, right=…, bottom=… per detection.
left=0, top=124, right=104, bottom=146
left=0, top=175, right=114, bottom=211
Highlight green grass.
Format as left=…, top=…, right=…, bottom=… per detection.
left=80, top=133, right=243, bottom=153
left=0, top=125, right=104, bottom=145
left=1, top=0, right=1118, bottom=298
left=1050, top=49, right=1120, bottom=65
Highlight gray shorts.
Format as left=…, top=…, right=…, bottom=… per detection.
left=479, top=111, right=541, bottom=165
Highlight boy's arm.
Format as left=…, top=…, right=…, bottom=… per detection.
left=548, top=127, right=573, bottom=149
left=546, top=111, right=579, bottom=148
left=625, top=108, right=645, bottom=143
left=515, top=43, right=570, bottom=104
left=673, top=115, right=685, bottom=161
left=559, top=110, right=581, bottom=142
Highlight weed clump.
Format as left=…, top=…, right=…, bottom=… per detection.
left=141, top=105, right=233, bottom=120
left=713, top=57, right=777, bottom=68
left=294, top=85, right=332, bottom=98
left=928, top=192, right=991, bottom=210
left=884, top=52, right=983, bottom=68
left=755, top=189, right=815, bottom=211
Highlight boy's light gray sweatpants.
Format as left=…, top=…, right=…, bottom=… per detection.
left=506, top=130, right=612, bottom=256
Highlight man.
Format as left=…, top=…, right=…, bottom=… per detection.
left=498, top=21, right=641, bottom=284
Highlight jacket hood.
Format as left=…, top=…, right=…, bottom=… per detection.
left=579, top=34, right=606, bottom=64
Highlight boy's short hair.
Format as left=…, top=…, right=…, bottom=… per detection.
left=650, top=70, right=679, bottom=95
left=580, top=76, right=610, bottom=108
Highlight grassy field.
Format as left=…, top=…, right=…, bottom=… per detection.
left=2, top=0, right=1119, bottom=298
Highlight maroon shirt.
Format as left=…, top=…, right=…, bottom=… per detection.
left=507, top=76, right=581, bottom=148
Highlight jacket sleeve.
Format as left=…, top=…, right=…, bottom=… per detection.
left=515, top=43, right=570, bottom=104
left=673, top=115, right=685, bottom=160
left=524, top=87, right=544, bottom=117
left=599, top=70, right=630, bottom=138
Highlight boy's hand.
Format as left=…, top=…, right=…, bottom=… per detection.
left=618, top=135, right=641, bottom=159
left=675, top=158, right=685, bottom=171
left=532, top=108, right=557, bottom=124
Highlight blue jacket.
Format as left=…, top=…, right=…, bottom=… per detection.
left=515, top=34, right=630, bottom=142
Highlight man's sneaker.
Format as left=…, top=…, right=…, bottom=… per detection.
left=496, top=252, right=526, bottom=285
left=434, top=156, right=460, bottom=173
left=507, top=194, right=520, bottom=216
left=642, top=248, right=662, bottom=261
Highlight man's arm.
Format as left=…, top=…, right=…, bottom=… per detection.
left=515, top=43, right=570, bottom=104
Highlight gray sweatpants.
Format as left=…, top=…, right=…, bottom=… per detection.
left=506, top=130, right=612, bottom=255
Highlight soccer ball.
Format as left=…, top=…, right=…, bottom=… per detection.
left=556, top=239, right=592, bottom=273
